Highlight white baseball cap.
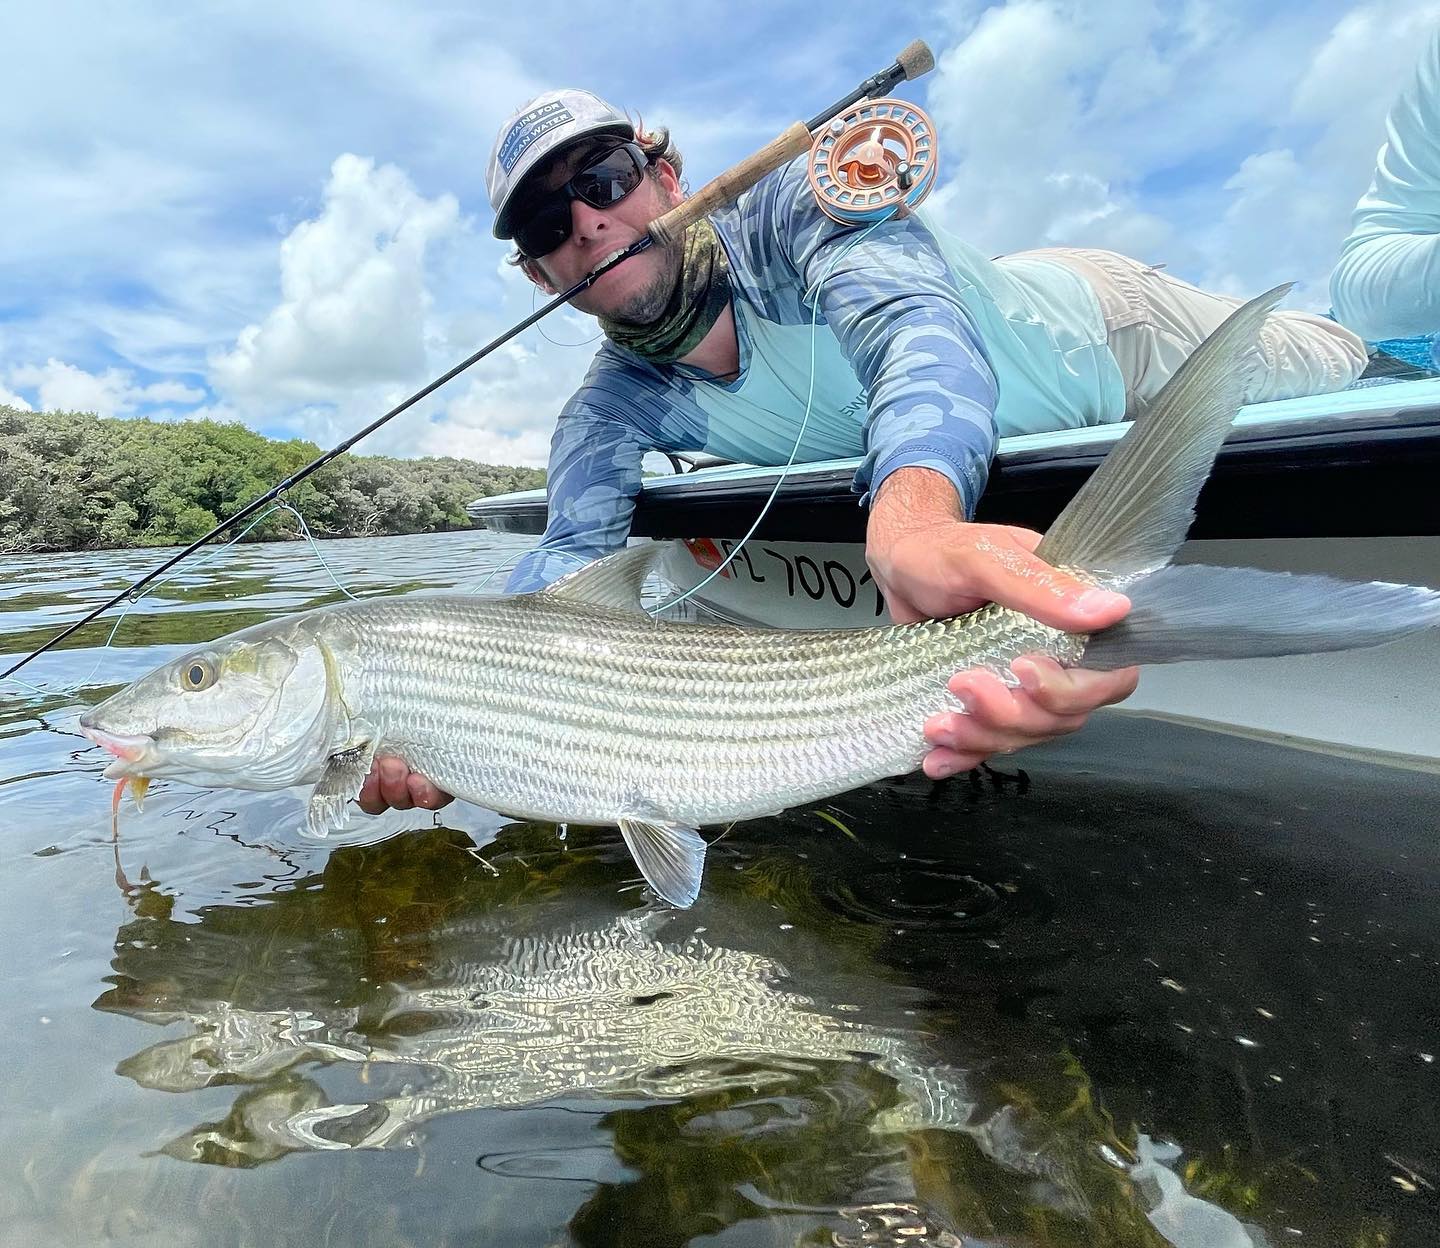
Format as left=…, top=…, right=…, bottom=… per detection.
left=488, top=89, right=635, bottom=240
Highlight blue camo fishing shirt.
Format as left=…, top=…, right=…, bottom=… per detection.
left=507, top=154, right=1126, bottom=592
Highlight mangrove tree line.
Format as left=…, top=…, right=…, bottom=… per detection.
left=0, top=405, right=545, bottom=553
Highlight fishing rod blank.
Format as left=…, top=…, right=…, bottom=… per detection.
left=3, top=39, right=935, bottom=684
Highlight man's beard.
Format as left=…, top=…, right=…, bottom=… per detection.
left=598, top=237, right=684, bottom=327
left=594, top=219, right=731, bottom=364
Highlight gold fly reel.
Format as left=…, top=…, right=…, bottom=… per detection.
left=807, top=98, right=938, bottom=224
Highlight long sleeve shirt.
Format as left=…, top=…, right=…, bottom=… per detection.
left=507, top=154, right=1124, bottom=592
left=1330, top=28, right=1440, bottom=341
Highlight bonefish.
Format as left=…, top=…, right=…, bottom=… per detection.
left=80, top=289, right=1440, bottom=906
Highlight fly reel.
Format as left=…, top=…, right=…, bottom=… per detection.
left=807, top=98, right=937, bottom=225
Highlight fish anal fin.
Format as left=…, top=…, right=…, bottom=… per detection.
left=617, top=812, right=707, bottom=908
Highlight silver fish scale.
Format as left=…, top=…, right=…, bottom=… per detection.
left=317, top=592, right=1081, bottom=828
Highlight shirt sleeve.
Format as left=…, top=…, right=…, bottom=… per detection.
left=1329, top=29, right=1440, bottom=341
left=504, top=381, right=648, bottom=594
left=764, top=158, right=999, bottom=517
left=504, top=351, right=705, bottom=593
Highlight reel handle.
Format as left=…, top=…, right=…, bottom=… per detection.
left=895, top=39, right=935, bottom=80
left=647, top=121, right=813, bottom=249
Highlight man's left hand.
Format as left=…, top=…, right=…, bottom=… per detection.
left=921, top=655, right=1139, bottom=779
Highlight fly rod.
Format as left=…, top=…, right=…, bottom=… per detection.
left=3, top=39, right=935, bottom=684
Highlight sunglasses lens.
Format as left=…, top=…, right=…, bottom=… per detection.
left=514, top=198, right=573, bottom=259
left=512, top=144, right=647, bottom=258
left=571, top=148, right=645, bottom=210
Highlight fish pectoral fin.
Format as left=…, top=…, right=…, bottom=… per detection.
left=305, top=741, right=377, bottom=837
left=617, top=814, right=707, bottom=909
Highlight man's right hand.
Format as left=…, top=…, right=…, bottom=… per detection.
left=356, top=756, right=454, bottom=815
left=865, top=466, right=1140, bottom=779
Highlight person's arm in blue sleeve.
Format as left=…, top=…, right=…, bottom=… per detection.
left=767, top=160, right=1140, bottom=778
left=505, top=394, right=647, bottom=593
left=1330, top=28, right=1440, bottom=341
left=775, top=170, right=998, bottom=518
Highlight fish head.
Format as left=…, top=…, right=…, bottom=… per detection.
left=79, top=619, right=340, bottom=791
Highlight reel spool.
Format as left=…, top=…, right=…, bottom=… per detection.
left=807, top=98, right=937, bottom=225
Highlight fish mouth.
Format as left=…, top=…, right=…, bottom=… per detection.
left=81, top=725, right=155, bottom=773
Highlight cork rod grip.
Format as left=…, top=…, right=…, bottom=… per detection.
left=647, top=121, right=813, bottom=249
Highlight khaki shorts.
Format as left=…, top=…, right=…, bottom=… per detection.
left=1021, top=247, right=1367, bottom=418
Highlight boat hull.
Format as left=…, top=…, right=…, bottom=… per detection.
left=659, top=535, right=1440, bottom=767
left=473, top=379, right=1440, bottom=765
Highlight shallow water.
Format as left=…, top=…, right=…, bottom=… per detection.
left=1, top=530, right=1437, bottom=1247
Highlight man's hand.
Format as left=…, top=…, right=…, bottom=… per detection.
left=867, top=467, right=1140, bottom=779
left=356, top=756, right=454, bottom=815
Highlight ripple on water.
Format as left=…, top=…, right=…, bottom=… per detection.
left=819, top=858, right=1038, bottom=936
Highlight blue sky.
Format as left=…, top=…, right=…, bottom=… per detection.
left=1, top=0, right=1434, bottom=466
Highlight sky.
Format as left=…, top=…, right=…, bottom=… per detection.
left=2, top=0, right=1435, bottom=468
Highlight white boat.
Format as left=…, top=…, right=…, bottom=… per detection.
left=470, top=378, right=1440, bottom=767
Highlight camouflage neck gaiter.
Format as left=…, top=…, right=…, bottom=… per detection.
left=598, top=219, right=731, bottom=365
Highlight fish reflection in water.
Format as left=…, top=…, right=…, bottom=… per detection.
left=93, top=826, right=1262, bottom=1245
left=104, top=901, right=974, bottom=1162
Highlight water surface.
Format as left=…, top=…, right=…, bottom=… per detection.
left=2, top=531, right=1437, bottom=1246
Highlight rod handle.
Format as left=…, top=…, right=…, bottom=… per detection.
left=647, top=121, right=813, bottom=249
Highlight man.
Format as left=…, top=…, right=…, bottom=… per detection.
left=358, top=88, right=1365, bottom=817
left=1330, top=26, right=1440, bottom=342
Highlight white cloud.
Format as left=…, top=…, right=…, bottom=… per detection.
left=416, top=340, right=568, bottom=467
left=210, top=154, right=461, bottom=403
left=0, top=387, right=33, bottom=412
left=7, top=359, right=204, bottom=418
left=923, top=0, right=1440, bottom=308
left=417, top=417, right=555, bottom=468
left=923, top=0, right=1193, bottom=260
left=1201, top=0, right=1440, bottom=302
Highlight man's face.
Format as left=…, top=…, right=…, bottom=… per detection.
left=515, top=139, right=685, bottom=325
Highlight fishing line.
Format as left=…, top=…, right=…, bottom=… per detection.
left=646, top=214, right=896, bottom=617
left=532, top=283, right=603, bottom=348
left=464, top=544, right=594, bottom=595
left=284, top=504, right=361, bottom=602
left=3, top=500, right=355, bottom=699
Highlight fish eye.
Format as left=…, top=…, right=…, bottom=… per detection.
left=181, top=659, right=217, bottom=692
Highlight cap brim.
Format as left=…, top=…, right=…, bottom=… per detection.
left=492, top=121, right=635, bottom=240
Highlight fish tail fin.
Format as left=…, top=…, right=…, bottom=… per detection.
left=1027, top=282, right=1440, bottom=667
left=1081, top=565, right=1440, bottom=669
left=1035, top=284, right=1288, bottom=580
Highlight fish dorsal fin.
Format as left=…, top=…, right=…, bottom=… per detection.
left=537, top=543, right=662, bottom=615
left=1035, top=284, right=1289, bottom=581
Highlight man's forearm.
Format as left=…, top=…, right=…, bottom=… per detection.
left=872, top=465, right=966, bottom=522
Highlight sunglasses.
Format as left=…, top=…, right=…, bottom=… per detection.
left=512, top=142, right=650, bottom=259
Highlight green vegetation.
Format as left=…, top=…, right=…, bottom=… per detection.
left=0, top=406, right=544, bottom=553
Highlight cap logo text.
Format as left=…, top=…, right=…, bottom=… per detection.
left=498, top=103, right=576, bottom=174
